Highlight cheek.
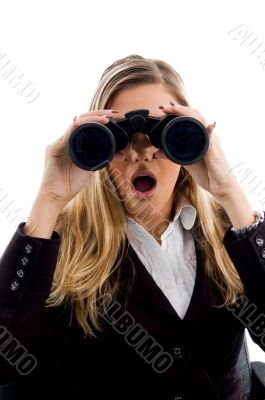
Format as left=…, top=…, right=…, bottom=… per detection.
left=108, top=159, right=125, bottom=178
left=107, top=164, right=129, bottom=196
left=159, top=160, right=181, bottom=183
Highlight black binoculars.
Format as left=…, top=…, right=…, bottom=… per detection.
left=68, top=109, right=209, bottom=171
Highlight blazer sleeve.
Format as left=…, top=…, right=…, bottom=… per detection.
left=0, top=221, right=61, bottom=382
left=222, top=216, right=265, bottom=352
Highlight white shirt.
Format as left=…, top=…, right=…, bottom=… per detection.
left=125, top=196, right=197, bottom=319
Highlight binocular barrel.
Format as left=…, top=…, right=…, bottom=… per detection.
left=68, top=109, right=209, bottom=171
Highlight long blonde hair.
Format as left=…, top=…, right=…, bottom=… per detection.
left=47, top=54, right=244, bottom=336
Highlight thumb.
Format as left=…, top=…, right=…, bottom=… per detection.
left=207, top=121, right=216, bottom=136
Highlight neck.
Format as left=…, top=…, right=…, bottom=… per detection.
left=127, top=198, right=175, bottom=245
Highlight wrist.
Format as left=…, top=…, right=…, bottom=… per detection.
left=230, top=210, right=264, bottom=238
left=23, top=192, right=64, bottom=239
left=216, top=184, right=256, bottom=230
left=35, top=191, right=66, bottom=212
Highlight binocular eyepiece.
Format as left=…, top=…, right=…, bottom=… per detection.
left=68, top=109, right=209, bottom=171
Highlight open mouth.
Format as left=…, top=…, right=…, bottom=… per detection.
left=131, top=173, right=157, bottom=198
left=132, top=176, right=156, bottom=192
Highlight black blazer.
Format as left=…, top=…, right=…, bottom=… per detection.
left=1, top=220, right=265, bottom=400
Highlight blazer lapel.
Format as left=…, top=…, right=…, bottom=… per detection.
left=120, top=227, right=213, bottom=323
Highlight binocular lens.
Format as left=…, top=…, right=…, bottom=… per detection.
left=68, top=112, right=209, bottom=170
left=163, top=120, right=207, bottom=164
left=68, top=124, right=115, bottom=170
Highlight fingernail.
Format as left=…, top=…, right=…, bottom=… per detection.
left=110, top=110, right=119, bottom=113
left=172, top=102, right=182, bottom=107
left=105, top=114, right=113, bottom=119
left=170, top=100, right=176, bottom=106
left=158, top=105, right=164, bottom=109
left=73, top=115, right=77, bottom=121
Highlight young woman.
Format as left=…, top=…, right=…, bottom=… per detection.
left=0, top=54, right=265, bottom=400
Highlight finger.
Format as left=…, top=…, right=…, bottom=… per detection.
left=207, top=121, right=216, bottom=136
left=50, top=115, right=111, bottom=150
left=160, top=102, right=209, bottom=128
left=158, top=101, right=194, bottom=117
left=74, top=114, right=113, bottom=127
left=77, top=109, right=119, bottom=119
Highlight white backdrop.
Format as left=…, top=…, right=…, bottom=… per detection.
left=0, top=0, right=265, bottom=362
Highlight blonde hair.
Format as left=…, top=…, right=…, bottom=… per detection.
left=47, top=54, right=244, bottom=336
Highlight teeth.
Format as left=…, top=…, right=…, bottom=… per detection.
left=134, top=174, right=153, bottom=179
left=132, top=172, right=156, bottom=181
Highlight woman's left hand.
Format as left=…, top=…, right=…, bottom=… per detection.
left=155, top=101, right=238, bottom=201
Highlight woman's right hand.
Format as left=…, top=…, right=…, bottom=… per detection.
left=37, top=109, right=122, bottom=209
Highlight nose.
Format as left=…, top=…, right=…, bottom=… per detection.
left=124, top=132, right=157, bottom=162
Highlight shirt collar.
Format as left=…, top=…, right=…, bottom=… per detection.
left=173, top=195, right=197, bottom=230
left=126, top=195, right=197, bottom=232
